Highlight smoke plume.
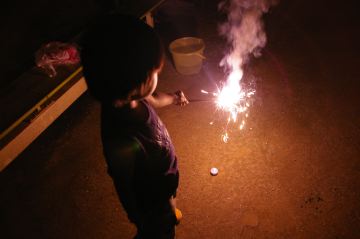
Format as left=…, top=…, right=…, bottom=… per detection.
left=218, top=0, right=277, bottom=74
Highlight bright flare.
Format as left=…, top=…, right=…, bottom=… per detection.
left=216, top=68, right=244, bottom=122
left=205, top=66, right=255, bottom=143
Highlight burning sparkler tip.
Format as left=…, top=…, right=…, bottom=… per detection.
left=222, top=133, right=229, bottom=143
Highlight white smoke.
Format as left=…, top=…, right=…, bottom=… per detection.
left=218, top=0, right=277, bottom=74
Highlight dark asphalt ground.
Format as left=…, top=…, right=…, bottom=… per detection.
left=1, top=0, right=360, bottom=238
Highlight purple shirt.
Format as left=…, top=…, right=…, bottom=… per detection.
left=101, top=99, right=179, bottom=210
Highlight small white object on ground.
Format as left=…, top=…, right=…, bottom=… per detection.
left=210, top=167, right=219, bottom=176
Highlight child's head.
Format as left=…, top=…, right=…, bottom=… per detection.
left=81, top=14, right=164, bottom=103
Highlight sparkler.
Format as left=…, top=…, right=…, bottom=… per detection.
left=200, top=0, right=275, bottom=142
left=201, top=71, right=255, bottom=143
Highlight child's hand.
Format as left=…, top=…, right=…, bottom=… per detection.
left=174, top=90, right=189, bottom=106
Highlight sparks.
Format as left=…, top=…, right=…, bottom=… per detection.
left=201, top=66, right=255, bottom=142
left=216, top=71, right=254, bottom=140
left=201, top=90, right=209, bottom=94
left=201, top=77, right=254, bottom=142
left=200, top=0, right=273, bottom=142
left=222, top=132, right=229, bottom=143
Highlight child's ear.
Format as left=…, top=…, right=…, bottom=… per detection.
left=147, top=70, right=155, bottom=82
left=145, top=71, right=156, bottom=86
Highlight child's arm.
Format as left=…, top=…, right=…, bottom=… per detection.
left=145, top=90, right=189, bottom=108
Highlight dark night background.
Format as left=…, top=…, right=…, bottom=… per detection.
left=0, top=0, right=360, bottom=238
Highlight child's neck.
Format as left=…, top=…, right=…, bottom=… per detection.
left=129, top=100, right=138, bottom=109
left=113, top=99, right=139, bottom=109
left=113, top=99, right=148, bottom=122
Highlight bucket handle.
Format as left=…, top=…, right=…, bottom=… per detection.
left=193, top=53, right=206, bottom=60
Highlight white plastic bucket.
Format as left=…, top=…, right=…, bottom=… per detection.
left=169, top=37, right=205, bottom=75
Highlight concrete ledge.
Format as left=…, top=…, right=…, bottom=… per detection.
left=0, top=77, right=87, bottom=171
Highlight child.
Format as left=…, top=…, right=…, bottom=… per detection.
left=80, top=14, right=188, bottom=239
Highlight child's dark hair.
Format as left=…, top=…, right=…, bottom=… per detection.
left=80, top=14, right=164, bottom=102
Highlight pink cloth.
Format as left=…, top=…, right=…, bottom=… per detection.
left=35, top=42, right=80, bottom=77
